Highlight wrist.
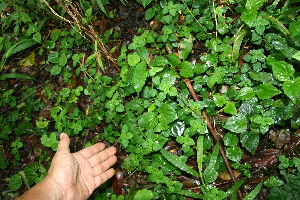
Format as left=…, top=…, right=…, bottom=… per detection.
left=42, top=176, right=65, bottom=200
left=17, top=176, right=64, bottom=200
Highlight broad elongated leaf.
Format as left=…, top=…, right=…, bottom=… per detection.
left=197, top=135, right=204, bottom=183
left=96, top=0, right=107, bottom=15
left=263, top=15, right=294, bottom=43
left=232, top=27, right=247, bottom=61
left=7, top=39, right=37, bottom=58
left=0, top=73, right=35, bottom=80
left=203, top=142, right=219, bottom=183
left=244, top=182, right=263, bottom=200
left=132, top=60, right=148, bottom=93
left=160, top=149, right=200, bottom=177
left=225, top=179, right=246, bottom=198
left=1, top=39, right=37, bottom=68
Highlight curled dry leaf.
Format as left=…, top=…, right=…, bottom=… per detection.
left=218, top=170, right=241, bottom=181
left=269, top=129, right=290, bottom=149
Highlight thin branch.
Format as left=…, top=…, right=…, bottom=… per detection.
left=184, top=78, right=244, bottom=200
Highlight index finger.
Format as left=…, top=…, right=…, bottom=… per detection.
left=78, top=143, right=106, bottom=159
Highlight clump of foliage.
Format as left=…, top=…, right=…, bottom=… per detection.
left=1, top=0, right=300, bottom=199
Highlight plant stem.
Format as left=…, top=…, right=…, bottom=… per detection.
left=184, top=78, right=244, bottom=200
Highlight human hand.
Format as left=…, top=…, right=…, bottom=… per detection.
left=46, top=133, right=117, bottom=200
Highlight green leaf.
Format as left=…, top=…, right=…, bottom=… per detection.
left=96, top=0, right=108, bottom=15
left=249, top=72, right=274, bottom=83
left=166, top=53, right=180, bottom=68
left=24, top=163, right=39, bottom=185
left=245, top=0, right=267, bottom=11
left=128, top=54, right=140, bottom=67
left=241, top=11, right=257, bottom=27
left=224, top=133, right=238, bottom=147
left=207, top=68, right=224, bottom=88
left=244, top=182, right=263, bottom=200
left=262, top=15, right=293, bottom=43
left=151, top=55, right=169, bottom=67
left=204, top=142, right=219, bottom=183
left=158, top=103, right=178, bottom=125
left=145, top=7, right=155, bottom=20
left=232, top=27, right=247, bottom=61
left=1, top=39, right=37, bottom=68
left=225, top=180, right=247, bottom=198
left=141, top=0, right=153, bottom=7
left=50, top=64, right=61, bottom=76
left=179, top=61, right=194, bottom=78
left=282, top=77, right=300, bottom=103
left=240, top=131, right=259, bottom=154
left=257, top=83, right=280, bottom=99
left=138, top=112, right=158, bottom=129
left=235, top=87, right=255, bottom=100
left=179, top=37, right=193, bottom=60
left=213, top=94, right=226, bottom=107
left=8, top=174, right=22, bottom=191
left=289, top=21, right=300, bottom=41
left=33, top=32, right=42, bottom=43
left=48, top=51, right=59, bottom=63
left=41, top=133, right=59, bottom=151
left=134, top=189, right=153, bottom=200
left=170, top=121, right=185, bottom=137
left=160, top=149, right=200, bottom=177
left=268, top=58, right=294, bottom=81
left=264, top=176, right=284, bottom=188
left=224, top=102, right=237, bottom=115
left=292, top=51, right=300, bottom=61
left=158, top=71, right=176, bottom=92
left=177, top=189, right=203, bottom=199
left=0, top=73, right=35, bottom=80
left=132, top=60, right=148, bottom=93
left=197, top=135, right=204, bottom=183
left=59, top=52, right=67, bottom=66
left=223, top=114, right=248, bottom=133
left=226, top=147, right=242, bottom=162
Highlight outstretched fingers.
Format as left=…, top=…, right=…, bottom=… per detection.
left=92, top=155, right=117, bottom=176
left=88, top=146, right=117, bottom=167
left=78, top=143, right=106, bottom=159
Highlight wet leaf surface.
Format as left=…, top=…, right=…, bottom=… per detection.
left=243, top=149, right=281, bottom=169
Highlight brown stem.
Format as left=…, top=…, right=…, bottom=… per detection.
left=184, top=79, right=244, bottom=200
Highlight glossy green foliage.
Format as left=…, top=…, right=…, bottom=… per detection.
left=161, top=149, right=199, bottom=177
left=1, top=0, right=300, bottom=199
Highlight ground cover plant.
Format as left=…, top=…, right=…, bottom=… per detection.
left=1, top=0, right=300, bottom=199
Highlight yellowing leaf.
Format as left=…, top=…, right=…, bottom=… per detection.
left=19, top=52, right=36, bottom=66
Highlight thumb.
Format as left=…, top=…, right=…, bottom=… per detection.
left=57, top=133, right=70, bottom=153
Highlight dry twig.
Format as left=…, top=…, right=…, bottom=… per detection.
left=41, top=0, right=119, bottom=73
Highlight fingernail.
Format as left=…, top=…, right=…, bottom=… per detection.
left=60, top=133, right=64, bottom=139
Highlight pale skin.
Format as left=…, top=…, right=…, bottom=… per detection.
left=18, top=133, right=117, bottom=200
